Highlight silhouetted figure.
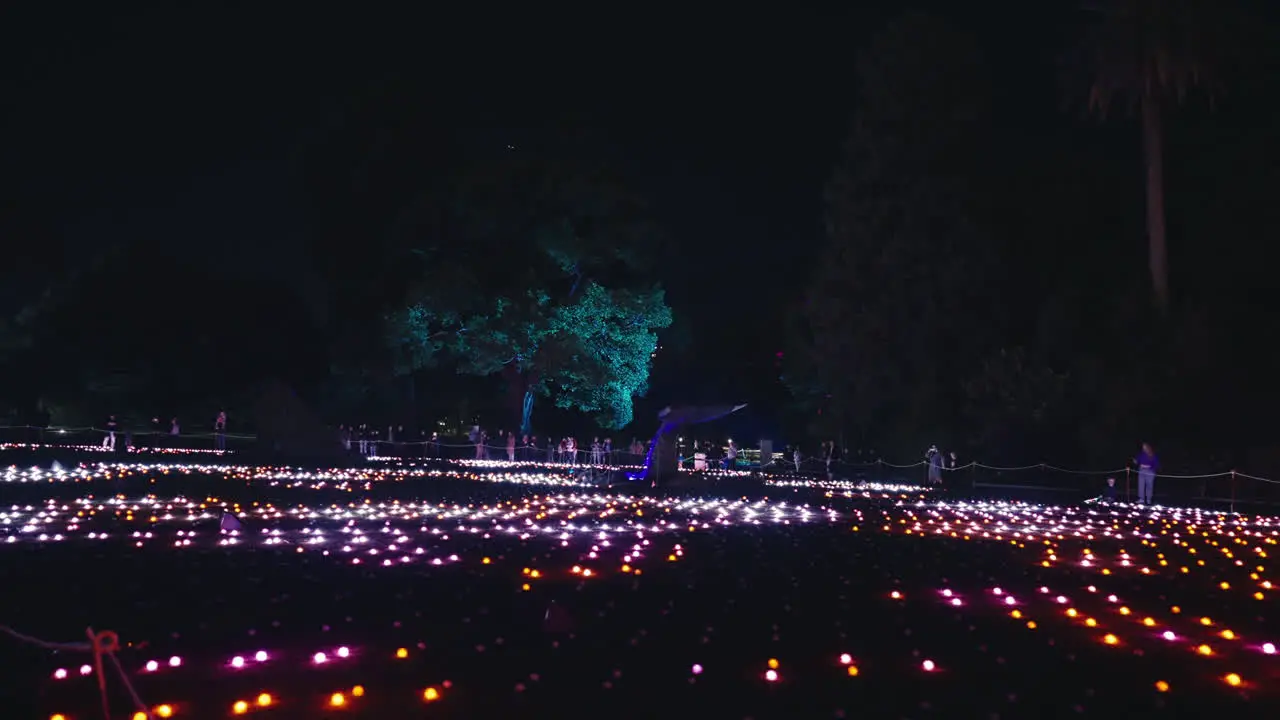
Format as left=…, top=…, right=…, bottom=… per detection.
left=103, top=415, right=118, bottom=451
left=214, top=410, right=227, bottom=450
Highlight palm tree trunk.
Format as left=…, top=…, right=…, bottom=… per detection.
left=1141, top=93, right=1170, bottom=313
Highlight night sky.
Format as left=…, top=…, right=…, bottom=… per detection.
left=4, top=3, right=1280, bottom=462
left=2, top=6, right=875, bottom=418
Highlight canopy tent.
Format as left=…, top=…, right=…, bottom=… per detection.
left=637, top=403, right=747, bottom=485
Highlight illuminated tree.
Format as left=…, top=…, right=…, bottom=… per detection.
left=387, top=144, right=672, bottom=434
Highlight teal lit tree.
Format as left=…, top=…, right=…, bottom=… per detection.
left=387, top=141, right=672, bottom=435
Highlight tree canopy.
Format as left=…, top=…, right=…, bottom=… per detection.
left=386, top=143, right=672, bottom=433
left=789, top=12, right=1007, bottom=455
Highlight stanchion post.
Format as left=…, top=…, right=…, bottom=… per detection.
left=1230, top=470, right=1236, bottom=513
left=1125, top=467, right=1131, bottom=503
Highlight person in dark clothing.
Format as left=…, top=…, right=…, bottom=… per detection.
left=1103, top=477, right=1117, bottom=501
left=103, top=415, right=119, bottom=451
left=1134, top=443, right=1159, bottom=505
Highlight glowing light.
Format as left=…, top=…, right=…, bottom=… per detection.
left=256, top=693, right=273, bottom=707
left=764, top=669, right=779, bottom=682
left=1224, top=673, right=1242, bottom=687
left=921, top=659, right=936, bottom=671
left=423, top=687, right=440, bottom=702
left=329, top=692, right=346, bottom=707
left=232, top=700, right=249, bottom=715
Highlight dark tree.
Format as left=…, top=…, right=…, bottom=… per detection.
left=1071, top=0, right=1250, bottom=314
left=790, top=12, right=1003, bottom=456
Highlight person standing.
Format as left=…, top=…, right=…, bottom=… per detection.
left=103, top=415, right=118, bottom=451
left=1134, top=442, right=1159, bottom=505
left=214, top=410, right=227, bottom=451
left=927, top=446, right=943, bottom=486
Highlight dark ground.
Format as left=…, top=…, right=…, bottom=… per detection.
left=0, top=461, right=1275, bottom=719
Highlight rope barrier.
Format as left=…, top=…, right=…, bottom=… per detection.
left=0, top=624, right=148, bottom=719
left=0, top=423, right=1276, bottom=488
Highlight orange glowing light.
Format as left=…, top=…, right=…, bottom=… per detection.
left=256, top=693, right=273, bottom=707
left=1154, top=680, right=1169, bottom=692
left=1224, top=673, right=1242, bottom=687
left=423, top=687, right=441, bottom=702
left=330, top=693, right=346, bottom=707
left=396, top=647, right=408, bottom=659
left=232, top=701, right=249, bottom=715
left=1103, top=634, right=1119, bottom=645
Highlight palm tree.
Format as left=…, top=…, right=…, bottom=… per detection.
left=1076, top=0, right=1241, bottom=313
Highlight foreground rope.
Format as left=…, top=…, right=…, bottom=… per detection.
left=0, top=624, right=148, bottom=719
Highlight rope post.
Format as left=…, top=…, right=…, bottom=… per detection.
left=1230, top=470, right=1236, bottom=514
left=1125, top=467, right=1131, bottom=503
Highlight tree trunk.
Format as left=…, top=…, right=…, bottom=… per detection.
left=521, top=390, right=534, bottom=438
left=503, top=365, right=538, bottom=436
left=1142, top=93, right=1170, bottom=314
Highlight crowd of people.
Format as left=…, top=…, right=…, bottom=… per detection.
left=335, top=423, right=651, bottom=465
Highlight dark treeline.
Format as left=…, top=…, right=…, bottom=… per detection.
left=790, top=3, right=1280, bottom=472
left=1, top=2, right=1278, bottom=471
